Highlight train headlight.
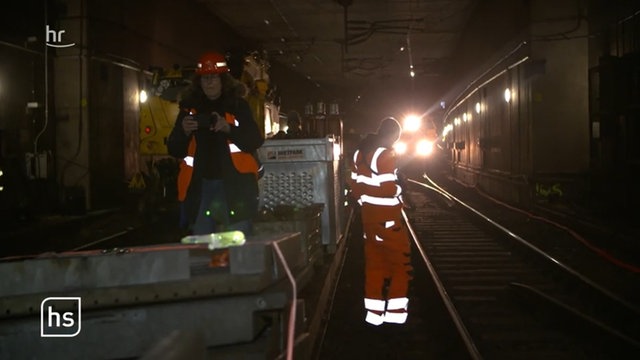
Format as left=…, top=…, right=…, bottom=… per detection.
left=394, top=141, right=408, bottom=155
left=403, top=114, right=421, bottom=133
left=416, top=139, right=434, bottom=156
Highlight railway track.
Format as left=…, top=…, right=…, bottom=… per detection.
left=0, top=206, right=185, bottom=260
left=317, top=170, right=639, bottom=359
left=402, top=174, right=640, bottom=359
left=5, top=164, right=639, bottom=359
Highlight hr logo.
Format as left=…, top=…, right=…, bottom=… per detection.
left=40, top=297, right=82, bottom=337
left=45, top=25, right=75, bottom=48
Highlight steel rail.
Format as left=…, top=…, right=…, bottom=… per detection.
left=401, top=208, right=483, bottom=360
left=509, top=282, right=640, bottom=349
left=414, top=173, right=640, bottom=316
left=311, top=207, right=356, bottom=360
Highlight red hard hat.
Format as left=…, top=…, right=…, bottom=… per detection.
left=195, top=52, right=229, bottom=75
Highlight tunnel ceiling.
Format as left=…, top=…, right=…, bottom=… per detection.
left=201, top=0, right=479, bottom=104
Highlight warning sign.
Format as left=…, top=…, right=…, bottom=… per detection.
left=128, top=172, right=146, bottom=191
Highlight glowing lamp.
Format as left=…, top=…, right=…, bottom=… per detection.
left=403, top=114, right=421, bottom=132
left=139, top=90, right=148, bottom=103
left=393, top=141, right=408, bottom=155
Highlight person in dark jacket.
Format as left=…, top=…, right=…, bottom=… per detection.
left=283, top=110, right=307, bottom=139
left=272, top=110, right=307, bottom=139
left=167, top=51, right=264, bottom=236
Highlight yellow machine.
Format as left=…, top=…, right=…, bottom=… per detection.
left=139, top=66, right=190, bottom=155
left=240, top=51, right=276, bottom=137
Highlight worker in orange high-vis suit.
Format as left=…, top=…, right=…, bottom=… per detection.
left=168, top=51, right=263, bottom=237
left=348, top=117, right=413, bottom=326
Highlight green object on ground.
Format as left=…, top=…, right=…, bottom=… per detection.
left=181, top=231, right=246, bottom=250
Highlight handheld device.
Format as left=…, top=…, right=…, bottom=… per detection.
left=194, top=113, right=213, bottom=129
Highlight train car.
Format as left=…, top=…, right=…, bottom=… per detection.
left=393, top=113, right=439, bottom=173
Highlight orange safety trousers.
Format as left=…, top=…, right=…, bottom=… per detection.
left=363, top=217, right=413, bottom=313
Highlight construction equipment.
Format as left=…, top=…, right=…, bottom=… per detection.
left=139, top=66, right=191, bottom=156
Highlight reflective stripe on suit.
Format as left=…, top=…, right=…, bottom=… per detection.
left=350, top=146, right=413, bottom=325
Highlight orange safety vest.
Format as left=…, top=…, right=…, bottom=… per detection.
left=176, top=111, right=259, bottom=202
left=349, top=146, right=403, bottom=222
